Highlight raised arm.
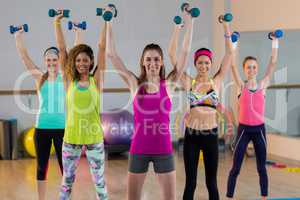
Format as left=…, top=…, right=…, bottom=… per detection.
left=53, top=12, right=68, bottom=80
left=231, top=43, right=244, bottom=89
left=168, top=24, right=182, bottom=67
left=74, top=25, right=84, bottom=46
left=106, top=22, right=138, bottom=91
left=14, top=30, right=43, bottom=82
left=94, top=22, right=107, bottom=91
left=167, top=12, right=194, bottom=89
left=261, top=38, right=279, bottom=89
left=213, top=21, right=233, bottom=85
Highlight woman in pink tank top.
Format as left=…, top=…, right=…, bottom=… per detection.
left=226, top=34, right=281, bottom=200
left=106, top=10, right=195, bottom=200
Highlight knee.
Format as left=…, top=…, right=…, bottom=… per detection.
left=229, top=167, right=241, bottom=178
left=185, top=177, right=197, bottom=191
left=257, top=166, right=267, bottom=177
left=62, top=174, right=75, bottom=186
left=206, top=178, right=218, bottom=191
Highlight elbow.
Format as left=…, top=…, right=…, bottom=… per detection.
left=57, top=46, right=66, bottom=53
left=226, top=47, right=233, bottom=56
left=107, top=51, right=117, bottom=60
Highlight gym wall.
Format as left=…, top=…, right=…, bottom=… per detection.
left=0, top=0, right=213, bottom=136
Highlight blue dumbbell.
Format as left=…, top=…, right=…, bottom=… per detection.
left=180, top=2, right=200, bottom=18
left=9, top=24, right=29, bottom=34
left=96, top=8, right=114, bottom=21
left=173, top=16, right=182, bottom=25
left=190, top=7, right=200, bottom=18
left=268, top=29, right=284, bottom=40
left=68, top=21, right=87, bottom=30
left=218, top=13, right=233, bottom=23
left=48, top=9, right=70, bottom=18
left=96, top=4, right=118, bottom=21
left=231, top=31, right=240, bottom=43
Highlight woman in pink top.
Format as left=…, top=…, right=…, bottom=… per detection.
left=226, top=34, right=280, bottom=200
left=106, top=10, right=195, bottom=200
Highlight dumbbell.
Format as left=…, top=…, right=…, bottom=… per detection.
left=96, top=4, right=118, bottom=21
left=48, top=9, right=70, bottom=18
left=218, top=13, right=233, bottom=23
left=231, top=31, right=240, bottom=43
left=68, top=21, right=87, bottom=30
left=268, top=29, right=283, bottom=40
left=9, top=24, right=29, bottom=34
left=180, top=2, right=200, bottom=18
left=173, top=16, right=182, bottom=25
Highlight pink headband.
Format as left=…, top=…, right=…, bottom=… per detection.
left=194, top=49, right=213, bottom=65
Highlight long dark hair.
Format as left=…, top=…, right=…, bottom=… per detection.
left=38, top=47, right=59, bottom=90
left=138, top=43, right=165, bottom=85
left=66, top=44, right=94, bottom=81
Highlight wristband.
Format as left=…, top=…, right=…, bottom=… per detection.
left=272, top=40, right=279, bottom=49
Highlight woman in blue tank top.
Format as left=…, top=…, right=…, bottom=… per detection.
left=14, top=26, right=82, bottom=200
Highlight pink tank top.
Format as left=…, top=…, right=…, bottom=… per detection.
left=130, top=80, right=172, bottom=154
left=238, top=84, right=265, bottom=126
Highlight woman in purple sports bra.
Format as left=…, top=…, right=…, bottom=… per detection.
left=168, top=14, right=233, bottom=200
left=226, top=34, right=280, bottom=200
left=106, top=10, right=195, bottom=200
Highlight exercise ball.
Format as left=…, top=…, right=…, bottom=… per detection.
left=101, top=109, right=134, bottom=145
left=23, top=127, right=55, bottom=157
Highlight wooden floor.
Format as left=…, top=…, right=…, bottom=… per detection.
left=0, top=151, right=300, bottom=200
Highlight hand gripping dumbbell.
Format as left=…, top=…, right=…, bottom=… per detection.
left=218, top=13, right=233, bottom=23
left=48, top=9, right=70, bottom=18
left=181, top=2, right=200, bottom=18
left=96, top=4, right=118, bottom=21
left=268, top=29, right=283, bottom=40
left=68, top=21, right=87, bottom=30
left=9, top=24, right=29, bottom=34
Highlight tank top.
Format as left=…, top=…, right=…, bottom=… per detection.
left=64, top=76, right=103, bottom=144
left=35, top=73, right=65, bottom=129
left=130, top=80, right=172, bottom=154
left=238, top=84, right=265, bottom=125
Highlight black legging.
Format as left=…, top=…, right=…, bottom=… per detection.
left=226, top=123, right=268, bottom=198
left=34, top=128, right=64, bottom=180
left=183, top=127, right=219, bottom=200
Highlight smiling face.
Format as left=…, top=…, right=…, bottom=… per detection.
left=195, top=55, right=212, bottom=75
left=75, top=52, right=92, bottom=76
left=44, top=53, right=59, bottom=74
left=142, top=50, right=163, bottom=77
left=243, top=58, right=259, bottom=79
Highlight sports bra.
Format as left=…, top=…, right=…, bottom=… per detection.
left=187, top=79, right=219, bottom=109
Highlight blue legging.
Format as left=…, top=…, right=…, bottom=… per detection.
left=226, top=123, right=268, bottom=198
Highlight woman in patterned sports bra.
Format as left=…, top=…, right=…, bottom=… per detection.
left=168, top=16, right=233, bottom=200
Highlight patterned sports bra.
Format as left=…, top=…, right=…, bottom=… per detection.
left=187, top=79, right=219, bottom=109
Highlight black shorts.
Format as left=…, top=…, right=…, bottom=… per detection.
left=128, top=153, right=175, bottom=174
